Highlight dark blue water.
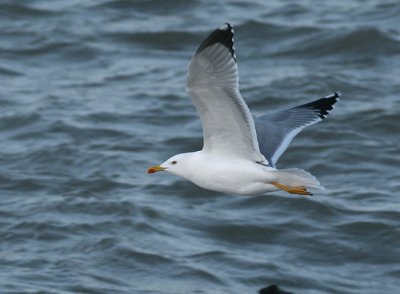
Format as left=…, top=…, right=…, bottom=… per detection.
left=0, top=1, right=399, bottom=293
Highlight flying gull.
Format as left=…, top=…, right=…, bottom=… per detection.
left=148, top=23, right=339, bottom=196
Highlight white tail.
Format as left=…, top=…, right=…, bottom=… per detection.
left=274, top=168, right=324, bottom=190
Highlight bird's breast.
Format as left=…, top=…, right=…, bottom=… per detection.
left=185, top=158, right=277, bottom=195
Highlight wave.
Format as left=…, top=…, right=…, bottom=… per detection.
left=274, top=27, right=400, bottom=57
left=105, top=30, right=199, bottom=51
left=238, top=20, right=319, bottom=39
left=0, top=66, right=23, bottom=77
left=236, top=20, right=399, bottom=58
left=95, top=0, right=199, bottom=14
left=0, top=41, right=101, bottom=61
left=1, top=3, right=55, bottom=17
left=0, top=112, right=41, bottom=130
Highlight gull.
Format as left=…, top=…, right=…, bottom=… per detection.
left=148, top=23, right=339, bottom=196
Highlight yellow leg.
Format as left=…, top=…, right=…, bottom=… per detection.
left=271, top=182, right=312, bottom=196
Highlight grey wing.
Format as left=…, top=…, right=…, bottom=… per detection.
left=187, top=23, right=267, bottom=163
left=255, top=92, right=340, bottom=167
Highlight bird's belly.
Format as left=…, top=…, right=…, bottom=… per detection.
left=187, top=162, right=278, bottom=196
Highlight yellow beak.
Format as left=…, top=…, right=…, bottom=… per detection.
left=147, top=165, right=166, bottom=174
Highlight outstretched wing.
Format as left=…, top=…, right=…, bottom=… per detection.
left=187, top=23, right=267, bottom=164
left=255, top=92, right=340, bottom=167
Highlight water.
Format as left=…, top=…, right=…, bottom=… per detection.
left=0, top=1, right=399, bottom=293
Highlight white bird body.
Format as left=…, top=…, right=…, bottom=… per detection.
left=163, top=152, right=279, bottom=196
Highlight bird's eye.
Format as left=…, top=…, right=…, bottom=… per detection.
left=171, top=161, right=177, bottom=165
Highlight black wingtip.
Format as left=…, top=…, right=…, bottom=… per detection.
left=295, top=92, right=340, bottom=119
left=195, top=23, right=236, bottom=62
left=326, top=91, right=341, bottom=100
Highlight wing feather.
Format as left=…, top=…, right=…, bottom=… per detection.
left=187, top=24, right=267, bottom=163
left=255, top=92, right=340, bottom=167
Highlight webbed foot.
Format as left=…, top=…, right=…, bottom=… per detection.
left=271, top=182, right=312, bottom=196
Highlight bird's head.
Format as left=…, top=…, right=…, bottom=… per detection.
left=147, top=153, right=193, bottom=178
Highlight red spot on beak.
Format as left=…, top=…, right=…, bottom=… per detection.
left=147, top=165, right=165, bottom=174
